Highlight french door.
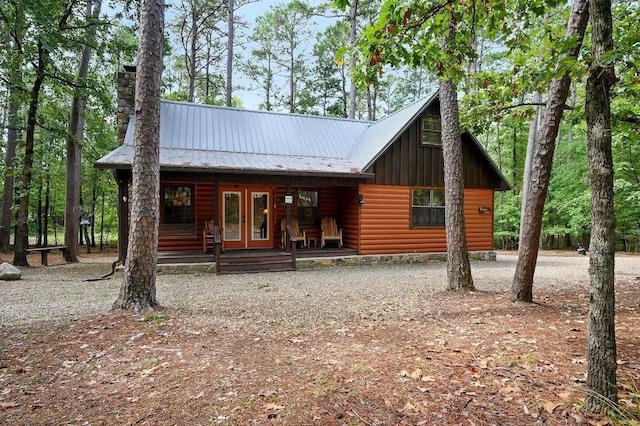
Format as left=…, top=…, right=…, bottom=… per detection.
left=221, top=187, right=273, bottom=249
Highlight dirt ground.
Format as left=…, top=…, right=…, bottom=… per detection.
left=1, top=252, right=639, bottom=425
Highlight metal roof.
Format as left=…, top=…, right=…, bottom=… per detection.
left=96, top=94, right=508, bottom=189
left=97, top=101, right=380, bottom=176
left=349, top=92, right=438, bottom=170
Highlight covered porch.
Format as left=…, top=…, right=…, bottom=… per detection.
left=115, top=169, right=369, bottom=264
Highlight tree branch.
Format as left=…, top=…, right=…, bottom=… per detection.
left=497, top=102, right=574, bottom=112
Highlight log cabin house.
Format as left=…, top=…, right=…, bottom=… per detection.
left=95, top=68, right=509, bottom=273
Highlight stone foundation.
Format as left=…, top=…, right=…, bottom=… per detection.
left=144, top=251, right=496, bottom=274
left=296, top=251, right=496, bottom=270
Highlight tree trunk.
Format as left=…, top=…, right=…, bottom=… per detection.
left=367, top=84, right=378, bottom=121
left=519, top=92, right=543, bottom=245
left=65, top=0, right=101, bottom=263
left=100, top=189, right=105, bottom=251
left=439, top=79, right=475, bottom=292
left=13, top=41, right=46, bottom=267
left=226, top=0, right=234, bottom=106
left=265, top=57, right=273, bottom=111
left=91, top=179, right=97, bottom=246
left=1, top=50, right=20, bottom=252
left=347, top=0, right=358, bottom=119
left=44, top=174, right=50, bottom=247
left=36, top=180, right=43, bottom=247
left=187, top=7, right=197, bottom=102
left=585, top=0, right=617, bottom=411
left=511, top=0, right=589, bottom=302
left=289, top=49, right=295, bottom=113
left=113, top=0, right=164, bottom=312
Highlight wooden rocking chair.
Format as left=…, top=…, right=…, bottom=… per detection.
left=280, top=217, right=307, bottom=249
left=321, top=216, right=342, bottom=248
left=202, top=220, right=215, bottom=253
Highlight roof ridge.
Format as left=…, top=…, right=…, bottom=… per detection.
left=160, top=99, right=374, bottom=124
left=371, top=92, right=438, bottom=125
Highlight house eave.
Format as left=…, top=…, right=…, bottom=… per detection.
left=95, top=162, right=375, bottom=180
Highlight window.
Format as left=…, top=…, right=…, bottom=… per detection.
left=411, top=189, right=445, bottom=227
left=297, top=189, right=318, bottom=226
left=163, top=185, right=194, bottom=224
left=421, top=117, right=442, bottom=145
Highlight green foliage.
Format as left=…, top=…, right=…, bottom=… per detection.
left=143, top=310, right=170, bottom=325
left=0, top=0, right=132, bottom=250
left=310, top=22, right=350, bottom=117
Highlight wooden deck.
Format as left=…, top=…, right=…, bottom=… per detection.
left=157, top=247, right=357, bottom=265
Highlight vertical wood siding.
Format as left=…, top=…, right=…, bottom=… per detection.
left=369, top=112, right=505, bottom=190
left=359, top=184, right=494, bottom=255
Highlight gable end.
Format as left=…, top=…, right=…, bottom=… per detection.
left=366, top=110, right=510, bottom=190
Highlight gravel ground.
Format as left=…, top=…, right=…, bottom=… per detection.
left=1, top=253, right=638, bottom=326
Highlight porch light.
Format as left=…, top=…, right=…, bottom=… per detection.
left=358, top=193, right=365, bottom=206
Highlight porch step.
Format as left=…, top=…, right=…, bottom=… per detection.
left=158, top=253, right=215, bottom=264
left=217, top=253, right=294, bottom=274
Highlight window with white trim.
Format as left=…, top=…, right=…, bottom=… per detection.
left=421, top=116, right=442, bottom=145
left=411, top=189, right=445, bottom=227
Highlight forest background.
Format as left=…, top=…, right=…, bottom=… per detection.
left=0, top=0, right=638, bottom=256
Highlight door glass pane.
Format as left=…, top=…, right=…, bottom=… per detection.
left=252, top=192, right=269, bottom=240
left=223, top=192, right=241, bottom=241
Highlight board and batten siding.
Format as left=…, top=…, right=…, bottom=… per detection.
left=358, top=184, right=494, bottom=255
left=368, top=111, right=507, bottom=190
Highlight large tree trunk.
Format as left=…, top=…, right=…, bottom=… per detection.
left=519, top=92, right=543, bottom=244
left=585, top=0, right=617, bottom=411
left=511, top=0, right=589, bottom=302
left=1, top=43, right=20, bottom=252
left=65, top=0, right=101, bottom=262
left=113, top=0, right=164, bottom=312
left=13, top=41, right=46, bottom=267
left=225, top=0, right=234, bottom=106
left=1, top=98, right=18, bottom=252
left=439, top=79, right=475, bottom=292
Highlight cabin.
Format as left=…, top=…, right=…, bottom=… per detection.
left=95, top=68, right=509, bottom=273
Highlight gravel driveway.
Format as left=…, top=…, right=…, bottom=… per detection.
left=1, top=253, right=638, bottom=326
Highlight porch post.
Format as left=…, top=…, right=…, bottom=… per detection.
left=116, top=171, right=130, bottom=260
left=213, top=181, right=219, bottom=226
left=285, top=184, right=292, bottom=225
left=285, top=183, right=291, bottom=251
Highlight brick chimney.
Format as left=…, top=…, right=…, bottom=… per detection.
left=117, top=65, right=136, bottom=145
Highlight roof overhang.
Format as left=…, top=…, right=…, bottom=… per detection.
left=95, top=145, right=374, bottom=180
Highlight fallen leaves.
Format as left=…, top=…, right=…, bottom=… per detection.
left=0, top=401, right=18, bottom=410
left=543, top=401, right=561, bottom=414
left=1, top=280, right=638, bottom=425
left=263, top=402, right=284, bottom=411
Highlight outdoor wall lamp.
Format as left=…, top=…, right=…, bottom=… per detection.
left=358, top=193, right=365, bottom=206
